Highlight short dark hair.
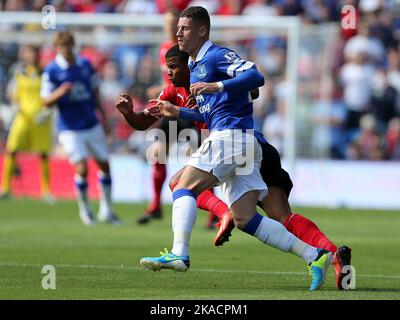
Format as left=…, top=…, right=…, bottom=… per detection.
left=179, top=6, right=210, bottom=33
left=54, top=31, right=75, bottom=47
left=165, top=44, right=189, bottom=63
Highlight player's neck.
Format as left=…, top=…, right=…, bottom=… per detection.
left=190, top=39, right=208, bottom=62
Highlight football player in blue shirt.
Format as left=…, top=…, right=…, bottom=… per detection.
left=140, top=6, right=332, bottom=291
left=41, top=31, right=121, bottom=226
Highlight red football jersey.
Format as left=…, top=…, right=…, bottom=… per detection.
left=158, top=84, right=207, bottom=130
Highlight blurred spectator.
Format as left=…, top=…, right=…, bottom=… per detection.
left=217, top=0, right=242, bottom=15
left=340, top=52, right=375, bottom=135
left=302, top=0, right=330, bottom=24
left=386, top=117, right=400, bottom=160
left=343, top=21, right=385, bottom=65
left=346, top=114, right=385, bottom=160
left=242, top=0, right=278, bottom=16
left=155, top=0, right=190, bottom=13
left=146, top=9, right=179, bottom=99
left=311, top=79, right=347, bottom=159
left=187, top=0, right=219, bottom=14
left=129, top=53, right=160, bottom=103
left=99, top=61, right=125, bottom=106
left=275, top=0, right=303, bottom=16
left=117, top=0, right=158, bottom=14
left=370, top=68, right=397, bottom=133
left=263, top=97, right=285, bottom=155
left=252, top=84, right=274, bottom=133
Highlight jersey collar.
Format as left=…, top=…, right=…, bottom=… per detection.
left=188, top=40, right=213, bottom=65
left=55, top=53, right=82, bottom=70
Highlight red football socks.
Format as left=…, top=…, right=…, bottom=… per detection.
left=196, top=189, right=229, bottom=219
left=147, top=162, right=166, bottom=213
left=169, top=179, right=230, bottom=221
left=284, top=213, right=337, bottom=253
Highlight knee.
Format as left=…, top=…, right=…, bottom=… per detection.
left=97, top=161, right=110, bottom=174
left=232, top=215, right=251, bottom=230
left=75, top=163, right=88, bottom=178
left=262, top=188, right=291, bottom=224
left=169, top=177, right=179, bottom=192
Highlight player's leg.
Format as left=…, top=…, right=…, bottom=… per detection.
left=87, top=124, right=121, bottom=225
left=140, top=165, right=218, bottom=272
left=229, top=188, right=331, bottom=291
left=1, top=116, right=29, bottom=197
left=59, top=129, right=94, bottom=225
left=0, top=151, right=17, bottom=198
left=222, top=134, right=331, bottom=290
left=38, top=153, right=55, bottom=204
left=73, top=159, right=95, bottom=225
left=33, top=115, right=54, bottom=203
left=259, top=141, right=352, bottom=289
left=169, top=168, right=234, bottom=246
left=263, top=187, right=338, bottom=253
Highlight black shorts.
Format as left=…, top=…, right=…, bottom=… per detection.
left=158, top=118, right=199, bottom=144
left=259, top=141, right=293, bottom=198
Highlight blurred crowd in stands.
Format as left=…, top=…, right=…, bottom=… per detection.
left=0, top=0, right=400, bottom=161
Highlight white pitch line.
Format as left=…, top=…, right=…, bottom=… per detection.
left=0, top=262, right=399, bottom=280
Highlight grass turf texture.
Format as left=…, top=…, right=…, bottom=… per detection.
left=0, top=198, right=399, bottom=300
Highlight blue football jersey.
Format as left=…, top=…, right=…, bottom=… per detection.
left=189, top=41, right=262, bottom=131
left=41, top=54, right=99, bottom=131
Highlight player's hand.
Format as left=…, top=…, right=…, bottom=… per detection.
left=58, top=82, right=73, bottom=96
left=145, top=104, right=162, bottom=119
left=190, top=82, right=219, bottom=96
left=116, top=93, right=134, bottom=116
left=185, top=94, right=197, bottom=108
left=149, top=99, right=180, bottom=118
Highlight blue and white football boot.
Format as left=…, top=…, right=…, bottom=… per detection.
left=140, top=248, right=190, bottom=273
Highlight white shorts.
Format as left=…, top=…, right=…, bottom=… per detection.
left=187, top=129, right=268, bottom=208
left=58, top=124, right=109, bottom=164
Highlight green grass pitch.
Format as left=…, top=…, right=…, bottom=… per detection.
left=0, top=198, right=399, bottom=300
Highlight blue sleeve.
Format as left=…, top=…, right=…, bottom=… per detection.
left=179, top=107, right=204, bottom=122
left=215, top=48, right=264, bottom=92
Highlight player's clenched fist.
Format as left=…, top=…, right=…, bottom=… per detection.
left=190, top=82, right=219, bottom=96
left=115, top=93, right=134, bottom=116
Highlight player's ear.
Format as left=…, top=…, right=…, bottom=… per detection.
left=198, top=26, right=207, bottom=38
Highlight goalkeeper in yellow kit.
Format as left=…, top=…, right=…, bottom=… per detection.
left=0, top=45, right=54, bottom=202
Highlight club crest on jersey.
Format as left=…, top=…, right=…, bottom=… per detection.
left=197, top=64, right=207, bottom=79
left=224, top=52, right=240, bottom=63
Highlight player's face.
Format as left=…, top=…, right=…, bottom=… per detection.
left=166, top=56, right=189, bottom=87
left=176, top=17, right=201, bottom=55
left=22, top=46, right=39, bottom=66
left=56, top=42, right=74, bottom=60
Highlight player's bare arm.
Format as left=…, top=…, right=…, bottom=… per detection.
left=42, top=82, right=73, bottom=107
left=115, top=93, right=158, bottom=131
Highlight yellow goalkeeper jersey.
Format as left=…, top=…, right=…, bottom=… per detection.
left=13, top=65, right=43, bottom=119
